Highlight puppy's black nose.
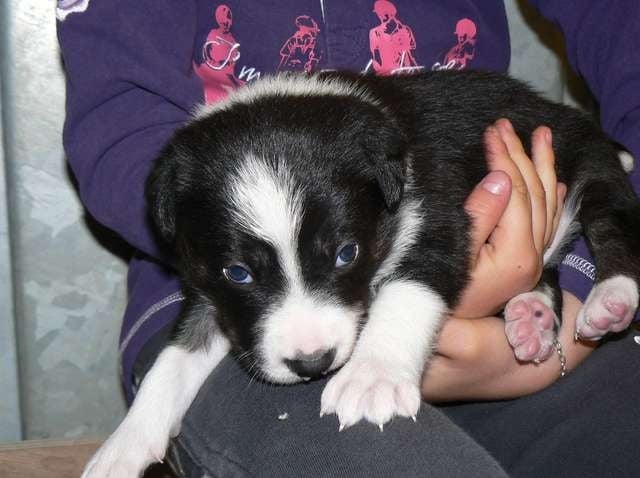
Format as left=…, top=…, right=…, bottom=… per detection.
left=284, top=348, right=336, bottom=379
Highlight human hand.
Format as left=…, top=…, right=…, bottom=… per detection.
left=454, top=119, right=567, bottom=318
left=423, top=291, right=595, bottom=402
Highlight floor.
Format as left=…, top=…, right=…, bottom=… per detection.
left=0, top=440, right=175, bottom=478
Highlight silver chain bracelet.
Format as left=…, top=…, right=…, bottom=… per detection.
left=553, top=338, right=568, bottom=377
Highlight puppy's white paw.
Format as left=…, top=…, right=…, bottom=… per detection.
left=576, top=275, right=639, bottom=340
left=81, top=425, right=165, bottom=478
left=320, top=357, right=420, bottom=430
left=504, top=291, right=557, bottom=362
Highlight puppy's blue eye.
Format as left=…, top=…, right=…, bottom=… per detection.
left=223, top=265, right=253, bottom=284
left=335, top=243, right=359, bottom=268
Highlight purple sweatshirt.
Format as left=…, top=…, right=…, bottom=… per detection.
left=57, top=0, right=640, bottom=403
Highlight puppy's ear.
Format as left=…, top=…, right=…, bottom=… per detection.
left=146, top=143, right=178, bottom=244
left=361, top=120, right=408, bottom=211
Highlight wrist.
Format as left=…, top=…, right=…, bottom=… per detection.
left=423, top=291, right=596, bottom=402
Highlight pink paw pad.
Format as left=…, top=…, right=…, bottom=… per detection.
left=504, top=292, right=557, bottom=363
left=576, top=276, right=639, bottom=341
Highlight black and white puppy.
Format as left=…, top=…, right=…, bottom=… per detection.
left=83, top=70, right=640, bottom=477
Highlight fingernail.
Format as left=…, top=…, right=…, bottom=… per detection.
left=481, top=172, right=508, bottom=195
left=545, top=128, right=552, bottom=145
left=558, top=182, right=567, bottom=202
left=498, top=119, right=514, bottom=133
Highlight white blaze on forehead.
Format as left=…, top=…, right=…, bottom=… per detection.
left=228, top=155, right=305, bottom=285
left=228, top=156, right=363, bottom=384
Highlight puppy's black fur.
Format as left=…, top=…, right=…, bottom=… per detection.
left=148, top=70, right=640, bottom=371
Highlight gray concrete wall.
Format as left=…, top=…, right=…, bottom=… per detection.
left=1, top=1, right=127, bottom=442
left=0, top=66, right=23, bottom=443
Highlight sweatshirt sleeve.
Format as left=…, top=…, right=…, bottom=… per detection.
left=57, top=0, right=203, bottom=260
left=529, top=0, right=640, bottom=318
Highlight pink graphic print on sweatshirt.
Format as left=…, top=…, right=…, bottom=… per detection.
left=433, top=18, right=477, bottom=70
left=368, top=0, right=421, bottom=75
left=278, top=15, right=322, bottom=72
left=194, top=4, right=246, bottom=103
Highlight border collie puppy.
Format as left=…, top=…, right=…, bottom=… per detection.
left=83, top=70, right=640, bottom=477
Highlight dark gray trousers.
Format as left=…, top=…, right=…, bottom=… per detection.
left=441, top=330, right=640, bottom=478
left=135, top=326, right=640, bottom=477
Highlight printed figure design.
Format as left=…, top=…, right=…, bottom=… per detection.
left=368, top=0, right=420, bottom=75
left=195, top=4, right=246, bottom=103
left=56, top=0, right=91, bottom=21
left=278, top=16, right=322, bottom=72
left=433, top=18, right=477, bottom=70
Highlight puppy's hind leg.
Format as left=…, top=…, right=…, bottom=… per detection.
left=576, top=170, right=640, bottom=340
left=503, top=185, right=582, bottom=363
left=505, top=268, right=562, bottom=363
left=82, top=307, right=229, bottom=478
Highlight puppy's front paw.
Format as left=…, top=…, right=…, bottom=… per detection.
left=576, top=276, right=639, bottom=340
left=82, top=425, right=165, bottom=478
left=320, top=358, right=421, bottom=431
left=504, top=291, right=557, bottom=362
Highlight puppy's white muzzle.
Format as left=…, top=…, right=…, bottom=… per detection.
left=258, top=291, right=362, bottom=383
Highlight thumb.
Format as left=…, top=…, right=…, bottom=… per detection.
left=464, top=171, right=511, bottom=259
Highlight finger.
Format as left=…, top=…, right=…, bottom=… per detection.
left=551, top=182, right=567, bottom=242
left=484, top=123, right=533, bottom=255
left=464, top=171, right=512, bottom=263
left=496, top=119, right=547, bottom=256
left=531, top=126, right=557, bottom=248
left=484, top=125, right=528, bottom=201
